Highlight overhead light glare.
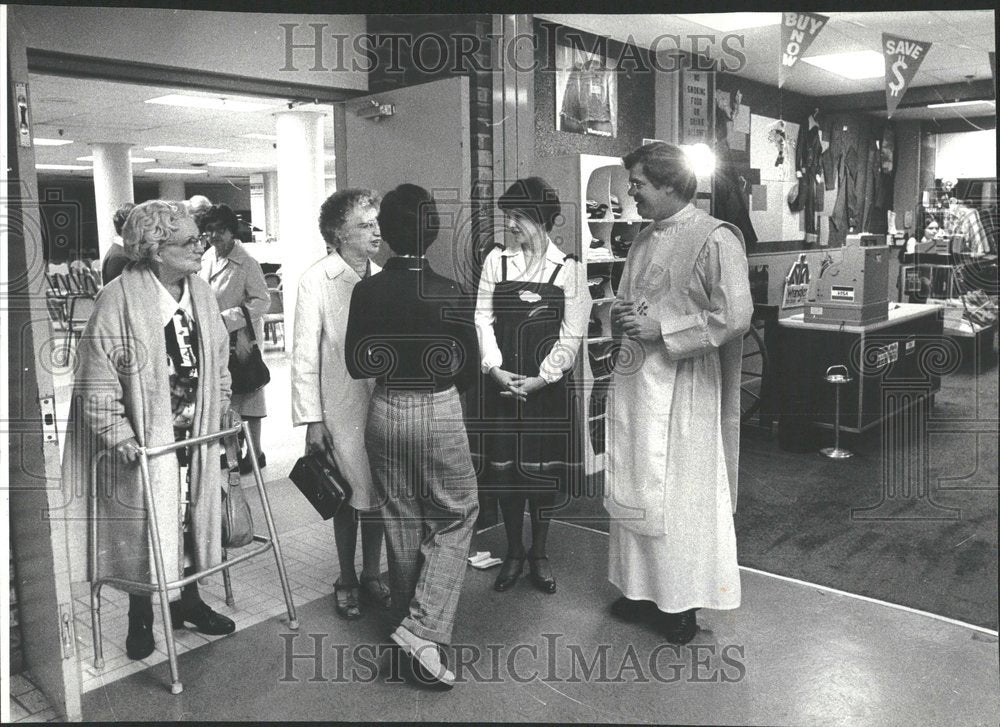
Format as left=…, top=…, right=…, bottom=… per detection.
left=33, top=137, right=74, bottom=146
left=800, top=50, right=885, bottom=80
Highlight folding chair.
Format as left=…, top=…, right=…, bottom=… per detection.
left=263, top=288, right=284, bottom=347
left=64, top=294, right=96, bottom=355
left=89, top=421, right=298, bottom=694
left=263, top=271, right=282, bottom=290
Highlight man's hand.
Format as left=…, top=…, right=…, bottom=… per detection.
left=621, top=311, right=662, bottom=341
left=115, top=436, right=141, bottom=464
left=305, top=422, right=336, bottom=460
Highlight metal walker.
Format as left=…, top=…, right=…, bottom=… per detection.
left=89, top=421, right=298, bottom=695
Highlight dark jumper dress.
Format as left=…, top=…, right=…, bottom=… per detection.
left=482, top=253, right=582, bottom=496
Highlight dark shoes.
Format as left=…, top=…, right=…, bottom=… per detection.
left=527, top=556, right=556, bottom=594
left=169, top=600, right=236, bottom=636
left=609, top=597, right=699, bottom=644
left=126, top=595, right=155, bottom=660
left=334, top=580, right=362, bottom=620
left=493, top=557, right=524, bottom=592
left=658, top=609, right=698, bottom=645
left=239, top=451, right=266, bottom=475
left=609, top=596, right=658, bottom=623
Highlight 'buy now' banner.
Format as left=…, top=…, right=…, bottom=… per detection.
left=883, top=34, right=932, bottom=118
left=779, top=12, right=828, bottom=88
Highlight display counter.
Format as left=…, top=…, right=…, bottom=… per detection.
left=775, top=303, right=945, bottom=451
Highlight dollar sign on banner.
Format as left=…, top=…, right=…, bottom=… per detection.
left=883, top=33, right=932, bottom=117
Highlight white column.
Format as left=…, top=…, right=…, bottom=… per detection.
left=275, top=108, right=326, bottom=351
left=263, top=171, right=279, bottom=241
left=158, top=178, right=186, bottom=201
left=91, top=143, right=134, bottom=258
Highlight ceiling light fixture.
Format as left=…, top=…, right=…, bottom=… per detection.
left=926, top=99, right=995, bottom=109
left=144, top=145, right=227, bottom=154
left=145, top=94, right=283, bottom=112
left=145, top=168, right=208, bottom=175
left=36, top=163, right=92, bottom=170
left=207, top=162, right=266, bottom=169
left=800, top=50, right=885, bottom=80
left=77, top=155, right=156, bottom=163
left=674, top=13, right=781, bottom=32
left=33, top=137, right=74, bottom=146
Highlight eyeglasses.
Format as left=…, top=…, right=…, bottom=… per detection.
left=355, top=220, right=379, bottom=231
left=165, top=237, right=204, bottom=250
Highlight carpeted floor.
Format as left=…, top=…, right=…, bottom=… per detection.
left=548, top=357, right=999, bottom=630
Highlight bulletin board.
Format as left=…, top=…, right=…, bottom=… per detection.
left=748, top=112, right=804, bottom=243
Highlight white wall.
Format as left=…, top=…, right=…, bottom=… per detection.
left=9, top=7, right=368, bottom=92
left=935, top=130, right=997, bottom=179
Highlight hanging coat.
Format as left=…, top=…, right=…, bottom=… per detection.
left=61, top=266, right=230, bottom=595
left=291, top=251, right=382, bottom=511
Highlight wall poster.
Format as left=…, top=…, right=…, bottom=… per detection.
left=555, top=43, right=618, bottom=138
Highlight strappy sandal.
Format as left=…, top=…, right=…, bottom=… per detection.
left=334, top=580, right=362, bottom=620
left=360, top=574, right=392, bottom=610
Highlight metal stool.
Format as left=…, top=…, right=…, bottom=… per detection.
left=89, top=421, right=298, bottom=695
left=821, top=365, right=853, bottom=459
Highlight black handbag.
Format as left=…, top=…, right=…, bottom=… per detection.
left=229, top=304, right=270, bottom=395
left=289, top=452, right=353, bottom=520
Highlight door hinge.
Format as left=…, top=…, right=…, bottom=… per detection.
left=59, top=602, right=76, bottom=659
left=39, top=396, right=58, bottom=445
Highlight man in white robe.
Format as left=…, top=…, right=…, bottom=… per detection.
left=604, top=142, right=753, bottom=644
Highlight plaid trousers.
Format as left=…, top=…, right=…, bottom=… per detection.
left=365, top=385, right=479, bottom=644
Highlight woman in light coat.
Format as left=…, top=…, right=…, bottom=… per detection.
left=199, top=204, right=271, bottom=473
left=291, top=188, right=390, bottom=620
left=62, top=200, right=238, bottom=661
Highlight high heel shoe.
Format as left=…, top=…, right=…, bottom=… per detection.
left=493, top=556, right=524, bottom=592
left=527, top=556, right=556, bottom=594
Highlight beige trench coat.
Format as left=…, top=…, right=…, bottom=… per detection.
left=200, top=240, right=270, bottom=416
left=291, top=252, right=382, bottom=511
left=60, top=267, right=231, bottom=595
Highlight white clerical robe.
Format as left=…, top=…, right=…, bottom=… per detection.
left=604, top=204, right=753, bottom=612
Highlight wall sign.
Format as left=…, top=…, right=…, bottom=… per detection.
left=681, top=70, right=710, bottom=145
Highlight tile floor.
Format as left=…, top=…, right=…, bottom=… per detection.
left=7, top=672, right=60, bottom=723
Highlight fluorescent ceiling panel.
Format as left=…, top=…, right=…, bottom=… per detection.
left=801, top=50, right=886, bottom=80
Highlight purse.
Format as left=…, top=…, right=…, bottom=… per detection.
left=221, top=455, right=254, bottom=548
left=229, top=304, right=270, bottom=395
left=289, top=451, right=353, bottom=520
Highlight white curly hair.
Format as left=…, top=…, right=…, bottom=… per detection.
left=121, top=200, right=191, bottom=263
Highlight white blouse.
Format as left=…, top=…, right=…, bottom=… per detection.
left=475, top=240, right=592, bottom=383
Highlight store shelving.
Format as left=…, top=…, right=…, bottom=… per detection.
left=538, top=153, right=652, bottom=474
